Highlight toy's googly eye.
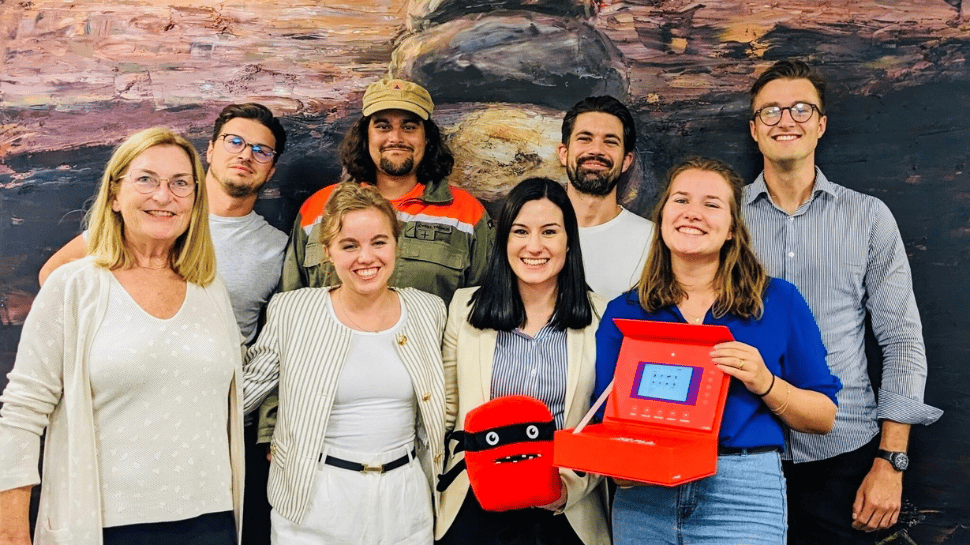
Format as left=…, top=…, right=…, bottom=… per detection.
left=526, top=425, right=539, bottom=439
left=486, top=431, right=500, bottom=446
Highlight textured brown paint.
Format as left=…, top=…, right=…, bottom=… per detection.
left=1, top=0, right=969, bottom=542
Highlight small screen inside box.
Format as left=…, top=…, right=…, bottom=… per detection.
left=631, top=363, right=703, bottom=405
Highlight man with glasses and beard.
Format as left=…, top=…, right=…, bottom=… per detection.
left=278, top=78, right=493, bottom=303
left=38, top=102, right=290, bottom=545
left=558, top=96, right=654, bottom=300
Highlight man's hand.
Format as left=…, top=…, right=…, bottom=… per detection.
left=851, top=459, right=902, bottom=532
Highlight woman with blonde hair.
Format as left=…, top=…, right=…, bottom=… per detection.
left=0, top=127, right=244, bottom=544
left=243, top=181, right=446, bottom=544
left=593, top=157, right=842, bottom=544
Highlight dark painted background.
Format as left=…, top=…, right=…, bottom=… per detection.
left=2, top=1, right=969, bottom=542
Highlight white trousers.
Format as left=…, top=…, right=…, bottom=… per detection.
left=271, top=443, right=433, bottom=545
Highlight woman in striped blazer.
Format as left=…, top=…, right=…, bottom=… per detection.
left=243, top=182, right=447, bottom=544
left=436, top=178, right=610, bottom=545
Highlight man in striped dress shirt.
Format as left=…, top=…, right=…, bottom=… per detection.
left=743, top=59, right=942, bottom=544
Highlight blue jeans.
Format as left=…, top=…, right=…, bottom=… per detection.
left=613, top=451, right=786, bottom=545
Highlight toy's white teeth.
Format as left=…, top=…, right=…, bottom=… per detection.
left=494, top=453, right=541, bottom=464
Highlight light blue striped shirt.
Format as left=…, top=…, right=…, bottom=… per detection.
left=743, top=168, right=942, bottom=463
left=491, top=325, right=568, bottom=429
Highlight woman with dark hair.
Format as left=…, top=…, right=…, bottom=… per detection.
left=593, top=157, right=842, bottom=544
left=436, top=178, right=609, bottom=545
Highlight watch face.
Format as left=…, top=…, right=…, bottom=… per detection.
left=892, top=452, right=910, bottom=471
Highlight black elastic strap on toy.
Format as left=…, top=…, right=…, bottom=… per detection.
left=463, top=421, right=555, bottom=452
left=437, top=430, right=468, bottom=492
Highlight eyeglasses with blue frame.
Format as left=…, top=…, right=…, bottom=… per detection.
left=218, top=133, right=277, bottom=163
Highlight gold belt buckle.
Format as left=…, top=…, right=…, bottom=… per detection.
left=361, top=463, right=384, bottom=474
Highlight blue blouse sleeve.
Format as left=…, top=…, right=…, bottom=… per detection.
left=592, top=298, right=627, bottom=420
left=779, top=281, right=842, bottom=404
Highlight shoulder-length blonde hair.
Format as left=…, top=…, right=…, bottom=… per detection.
left=636, top=156, right=768, bottom=319
left=85, top=127, right=216, bottom=285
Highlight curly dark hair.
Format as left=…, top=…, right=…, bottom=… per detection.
left=338, top=114, right=455, bottom=185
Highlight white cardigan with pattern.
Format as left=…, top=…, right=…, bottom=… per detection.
left=0, top=258, right=245, bottom=545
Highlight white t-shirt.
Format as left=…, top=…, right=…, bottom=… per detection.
left=578, top=208, right=654, bottom=300
left=324, top=299, right=417, bottom=453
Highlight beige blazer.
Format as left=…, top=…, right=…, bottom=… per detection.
left=436, top=287, right=610, bottom=545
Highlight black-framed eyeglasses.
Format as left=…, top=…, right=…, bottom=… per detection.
left=219, top=133, right=276, bottom=163
left=752, top=102, right=821, bottom=126
left=124, top=171, right=196, bottom=197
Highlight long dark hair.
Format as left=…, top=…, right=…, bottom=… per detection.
left=468, top=177, right=592, bottom=331
left=338, top=114, right=455, bottom=185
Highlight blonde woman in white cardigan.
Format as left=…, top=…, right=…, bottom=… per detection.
left=0, top=128, right=244, bottom=545
left=243, top=181, right=447, bottom=544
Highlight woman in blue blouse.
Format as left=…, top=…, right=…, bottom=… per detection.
left=594, top=157, right=841, bottom=545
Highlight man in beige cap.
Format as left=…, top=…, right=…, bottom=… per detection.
left=277, top=78, right=493, bottom=302
left=257, top=79, right=495, bottom=469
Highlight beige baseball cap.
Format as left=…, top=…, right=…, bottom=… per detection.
left=362, top=79, right=434, bottom=120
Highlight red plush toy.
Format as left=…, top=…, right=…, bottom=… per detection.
left=438, top=395, right=562, bottom=511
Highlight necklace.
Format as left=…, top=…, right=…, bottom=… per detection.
left=335, top=288, right=387, bottom=332
left=678, top=292, right=717, bottom=325
left=680, top=308, right=705, bottom=324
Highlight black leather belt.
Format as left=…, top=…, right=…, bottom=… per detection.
left=718, top=445, right=779, bottom=456
left=320, top=449, right=416, bottom=474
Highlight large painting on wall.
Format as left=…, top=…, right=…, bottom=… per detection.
left=2, top=1, right=969, bottom=541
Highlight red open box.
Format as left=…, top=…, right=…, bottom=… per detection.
left=554, top=319, right=734, bottom=486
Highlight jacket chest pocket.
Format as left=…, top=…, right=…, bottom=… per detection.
left=395, top=223, right=469, bottom=296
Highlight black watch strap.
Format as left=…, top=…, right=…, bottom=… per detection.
left=876, top=449, right=909, bottom=471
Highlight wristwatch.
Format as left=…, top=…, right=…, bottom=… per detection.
left=876, top=449, right=909, bottom=471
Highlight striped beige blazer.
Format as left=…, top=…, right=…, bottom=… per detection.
left=436, top=287, right=611, bottom=545
left=243, top=287, right=447, bottom=525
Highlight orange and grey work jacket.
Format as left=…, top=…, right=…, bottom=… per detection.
left=257, top=177, right=494, bottom=443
